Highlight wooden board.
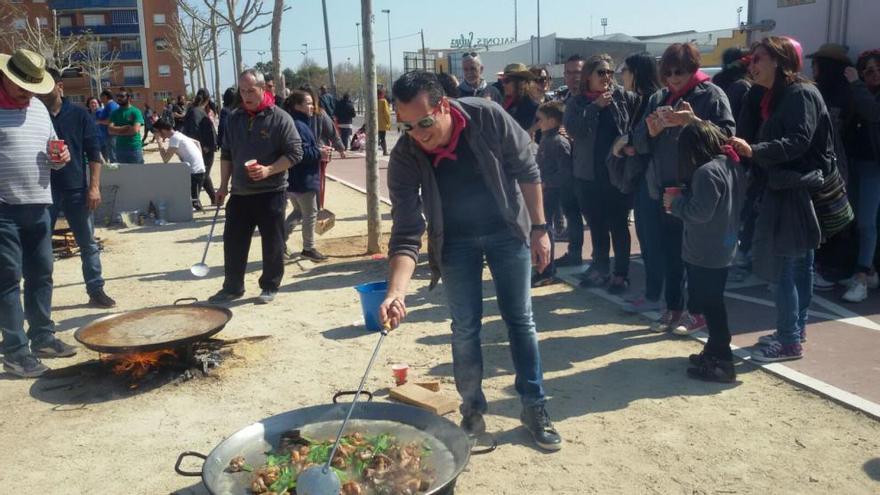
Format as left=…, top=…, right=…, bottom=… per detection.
left=414, top=380, right=441, bottom=392
left=388, top=382, right=459, bottom=416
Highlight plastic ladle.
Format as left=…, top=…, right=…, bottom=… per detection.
left=296, top=322, right=391, bottom=495
left=190, top=204, right=222, bottom=278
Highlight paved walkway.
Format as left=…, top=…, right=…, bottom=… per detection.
left=325, top=142, right=880, bottom=420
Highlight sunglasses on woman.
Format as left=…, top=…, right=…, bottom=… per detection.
left=400, top=107, right=441, bottom=132
left=594, top=69, right=614, bottom=77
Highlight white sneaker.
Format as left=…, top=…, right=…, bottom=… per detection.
left=813, top=273, right=835, bottom=292
left=839, top=272, right=879, bottom=290
left=842, top=280, right=868, bottom=303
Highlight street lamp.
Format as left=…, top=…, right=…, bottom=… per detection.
left=257, top=50, right=266, bottom=64
left=356, top=22, right=363, bottom=112
left=301, top=43, right=310, bottom=86
left=381, top=9, right=392, bottom=88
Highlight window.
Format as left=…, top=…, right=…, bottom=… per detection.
left=83, top=14, right=105, bottom=27
left=123, top=66, right=144, bottom=78
left=120, top=38, right=140, bottom=52
left=130, top=92, right=142, bottom=100
left=154, top=38, right=170, bottom=51
left=13, top=18, right=26, bottom=30
left=153, top=14, right=166, bottom=25
left=154, top=91, right=173, bottom=102
left=57, top=16, right=73, bottom=28
left=66, top=95, right=86, bottom=105
left=36, top=17, right=48, bottom=28
left=158, top=65, right=171, bottom=77
left=111, top=10, right=138, bottom=25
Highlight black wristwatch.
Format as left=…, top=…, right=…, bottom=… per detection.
left=530, top=223, right=549, bottom=233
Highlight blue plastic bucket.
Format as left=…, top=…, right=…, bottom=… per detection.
left=355, top=281, right=388, bottom=332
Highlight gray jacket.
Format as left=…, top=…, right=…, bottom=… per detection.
left=670, top=156, right=746, bottom=269
left=535, top=128, right=571, bottom=188
left=634, top=81, right=735, bottom=198
left=312, top=111, right=344, bottom=152
left=220, top=105, right=302, bottom=195
left=562, top=87, right=630, bottom=181
left=387, top=97, right=540, bottom=287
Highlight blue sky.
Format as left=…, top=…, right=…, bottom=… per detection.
left=210, top=0, right=748, bottom=89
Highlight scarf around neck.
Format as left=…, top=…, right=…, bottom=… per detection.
left=720, top=144, right=741, bottom=163
left=582, top=90, right=605, bottom=101
left=665, top=70, right=711, bottom=105
left=424, top=106, right=467, bottom=167
left=0, top=84, right=30, bottom=110
left=245, top=90, right=275, bottom=117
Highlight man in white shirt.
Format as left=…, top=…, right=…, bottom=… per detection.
left=153, top=118, right=207, bottom=210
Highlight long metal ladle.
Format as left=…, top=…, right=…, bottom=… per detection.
left=190, top=204, right=222, bottom=278
left=296, top=322, right=391, bottom=495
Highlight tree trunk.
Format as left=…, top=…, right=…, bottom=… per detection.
left=210, top=11, right=221, bottom=101
left=271, top=0, right=283, bottom=90
left=361, top=0, right=381, bottom=253
left=233, top=27, right=244, bottom=74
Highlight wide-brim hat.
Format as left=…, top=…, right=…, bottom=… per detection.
left=502, top=63, right=536, bottom=80
left=806, top=43, right=852, bottom=65
left=0, top=49, right=56, bottom=95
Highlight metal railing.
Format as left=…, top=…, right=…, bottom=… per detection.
left=50, top=0, right=137, bottom=10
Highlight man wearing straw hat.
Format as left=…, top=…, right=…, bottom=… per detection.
left=0, top=49, right=77, bottom=378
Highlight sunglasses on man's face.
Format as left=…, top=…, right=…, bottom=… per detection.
left=400, top=107, right=441, bottom=132
left=663, top=69, right=688, bottom=78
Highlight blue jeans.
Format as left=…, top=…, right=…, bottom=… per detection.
left=0, top=204, right=55, bottom=355
left=776, top=251, right=814, bottom=345
left=440, top=230, right=546, bottom=416
left=633, top=176, right=664, bottom=301
left=101, top=136, right=116, bottom=163
left=50, top=188, right=105, bottom=295
left=855, top=160, right=880, bottom=272
left=115, top=147, right=144, bottom=164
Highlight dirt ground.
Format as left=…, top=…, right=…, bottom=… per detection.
left=0, top=156, right=878, bottom=495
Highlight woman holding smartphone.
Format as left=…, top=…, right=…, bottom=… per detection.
left=633, top=42, right=736, bottom=335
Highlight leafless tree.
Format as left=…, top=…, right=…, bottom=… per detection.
left=270, top=0, right=288, bottom=91
left=168, top=12, right=210, bottom=95
left=206, top=0, right=276, bottom=75
left=18, top=11, right=84, bottom=73
left=79, top=34, right=119, bottom=96
left=0, top=0, right=23, bottom=38
left=178, top=0, right=228, bottom=101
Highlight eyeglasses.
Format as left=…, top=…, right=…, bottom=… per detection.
left=595, top=69, right=614, bottom=77
left=662, top=69, right=688, bottom=78
left=400, top=107, right=441, bottom=132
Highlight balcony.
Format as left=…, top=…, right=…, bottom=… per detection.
left=50, top=0, right=138, bottom=10
left=123, top=76, right=144, bottom=87
left=60, top=24, right=139, bottom=36
left=71, top=50, right=141, bottom=61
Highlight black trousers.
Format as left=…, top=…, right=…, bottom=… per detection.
left=560, top=181, right=583, bottom=255
left=686, top=263, right=732, bottom=360
left=190, top=173, right=205, bottom=207
left=222, top=191, right=286, bottom=293
left=576, top=178, right=632, bottom=276
left=378, top=131, right=387, bottom=153
left=202, top=152, right=216, bottom=204
left=661, top=212, right=688, bottom=311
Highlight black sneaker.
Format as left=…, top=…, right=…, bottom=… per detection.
left=88, top=289, right=117, bottom=308
left=460, top=413, right=486, bottom=436
left=555, top=252, right=582, bottom=267
left=301, top=249, right=328, bottom=262
left=686, top=356, right=736, bottom=383
left=607, top=276, right=629, bottom=295
left=208, top=289, right=244, bottom=304
left=32, top=337, right=78, bottom=358
left=520, top=405, right=563, bottom=451
left=531, top=273, right=557, bottom=288
left=689, top=350, right=708, bottom=367
left=2, top=351, right=49, bottom=378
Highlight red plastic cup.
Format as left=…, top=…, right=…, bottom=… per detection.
left=49, top=139, right=65, bottom=161
left=664, top=187, right=683, bottom=212
left=244, top=159, right=259, bottom=169
left=392, top=363, right=409, bottom=386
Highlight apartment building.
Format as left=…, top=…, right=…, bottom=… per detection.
left=2, top=0, right=185, bottom=109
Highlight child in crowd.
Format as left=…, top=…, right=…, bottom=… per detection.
left=153, top=119, right=207, bottom=211
left=532, top=100, right=572, bottom=287
left=664, top=120, right=746, bottom=382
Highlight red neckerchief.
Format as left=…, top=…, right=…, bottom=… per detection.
left=424, top=106, right=467, bottom=167
left=582, top=90, right=604, bottom=101
left=0, top=84, right=29, bottom=109
left=665, top=70, right=711, bottom=105
left=721, top=144, right=741, bottom=163
left=760, top=88, right=775, bottom=122
left=502, top=95, right=515, bottom=110
left=245, top=91, right=274, bottom=117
